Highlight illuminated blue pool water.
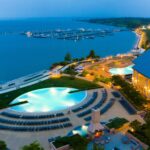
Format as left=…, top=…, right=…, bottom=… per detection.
left=67, top=124, right=89, bottom=137
left=10, top=87, right=87, bottom=113
left=109, top=65, right=134, bottom=75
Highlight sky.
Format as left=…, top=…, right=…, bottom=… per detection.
left=0, top=0, right=150, bottom=19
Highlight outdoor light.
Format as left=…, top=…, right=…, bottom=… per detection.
left=27, top=92, right=39, bottom=98
left=82, top=125, right=88, bottom=130
left=72, top=130, right=78, bottom=135
left=42, top=106, right=50, bottom=112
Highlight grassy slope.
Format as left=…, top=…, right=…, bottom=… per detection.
left=0, top=76, right=100, bottom=109
left=112, top=75, right=147, bottom=110
left=129, top=112, right=150, bottom=146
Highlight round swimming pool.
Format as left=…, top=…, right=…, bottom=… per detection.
left=109, top=65, right=134, bottom=75
left=10, top=87, right=87, bottom=113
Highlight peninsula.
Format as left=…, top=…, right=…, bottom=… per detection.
left=86, top=18, right=150, bottom=50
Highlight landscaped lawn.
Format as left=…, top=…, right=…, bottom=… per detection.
left=112, top=75, right=147, bottom=110
left=106, top=117, right=128, bottom=129
left=129, top=112, right=150, bottom=147
left=53, top=134, right=89, bottom=150
left=0, top=76, right=101, bottom=109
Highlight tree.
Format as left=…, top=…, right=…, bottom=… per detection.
left=81, top=70, right=89, bottom=77
left=64, top=52, right=72, bottom=62
left=87, top=50, right=95, bottom=58
left=0, top=140, right=7, bottom=150
left=87, top=50, right=99, bottom=59
left=130, top=120, right=142, bottom=131
left=93, top=75, right=100, bottom=83
left=22, top=141, right=44, bottom=150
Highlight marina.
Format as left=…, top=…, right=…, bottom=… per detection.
left=0, top=19, right=137, bottom=82
left=23, top=28, right=127, bottom=41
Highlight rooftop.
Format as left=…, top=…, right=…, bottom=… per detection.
left=133, top=49, right=150, bottom=78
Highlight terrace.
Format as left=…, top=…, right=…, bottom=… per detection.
left=0, top=75, right=145, bottom=149
left=83, top=55, right=135, bottom=81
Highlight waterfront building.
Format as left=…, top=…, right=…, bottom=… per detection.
left=132, top=50, right=150, bottom=99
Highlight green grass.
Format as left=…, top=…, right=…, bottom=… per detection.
left=107, top=117, right=128, bottom=129
left=129, top=112, right=150, bottom=146
left=0, top=76, right=100, bottom=109
left=53, top=134, right=89, bottom=150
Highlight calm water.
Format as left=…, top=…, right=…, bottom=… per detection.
left=0, top=18, right=137, bottom=82
left=10, top=87, right=87, bottom=113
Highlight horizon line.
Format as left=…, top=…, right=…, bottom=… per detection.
left=0, top=16, right=150, bottom=21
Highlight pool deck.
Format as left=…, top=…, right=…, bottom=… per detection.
left=84, top=55, right=135, bottom=79
left=88, top=132, right=143, bottom=150
left=0, top=88, right=145, bottom=150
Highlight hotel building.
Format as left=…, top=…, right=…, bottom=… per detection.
left=132, top=50, right=150, bottom=100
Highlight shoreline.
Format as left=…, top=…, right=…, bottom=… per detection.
left=0, top=52, right=137, bottom=94
left=0, top=27, right=144, bottom=93
left=134, top=31, right=141, bottom=49
left=134, top=28, right=147, bottom=50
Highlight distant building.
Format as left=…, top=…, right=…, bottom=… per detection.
left=132, top=50, right=150, bottom=99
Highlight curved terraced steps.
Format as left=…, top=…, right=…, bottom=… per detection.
left=0, top=110, right=73, bottom=132
left=0, top=88, right=117, bottom=132
left=72, top=89, right=115, bottom=119
left=74, top=89, right=118, bottom=121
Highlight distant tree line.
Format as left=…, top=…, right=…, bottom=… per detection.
left=87, top=18, right=150, bottom=29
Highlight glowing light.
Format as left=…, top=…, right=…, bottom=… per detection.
left=27, top=92, right=39, bottom=98
left=27, top=107, right=35, bottom=112
left=144, top=86, right=147, bottom=90
left=72, top=130, right=79, bottom=135
left=82, top=125, right=88, bottom=130
left=61, top=88, right=70, bottom=95
left=42, top=106, right=50, bottom=112
left=49, top=88, right=57, bottom=95
left=130, top=128, right=134, bottom=132
left=134, top=79, right=137, bottom=83
left=61, top=100, right=75, bottom=107
left=17, top=98, right=27, bottom=102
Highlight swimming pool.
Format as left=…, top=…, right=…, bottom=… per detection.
left=10, top=87, right=87, bottom=113
left=67, top=124, right=89, bottom=137
left=109, top=65, right=134, bottom=75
